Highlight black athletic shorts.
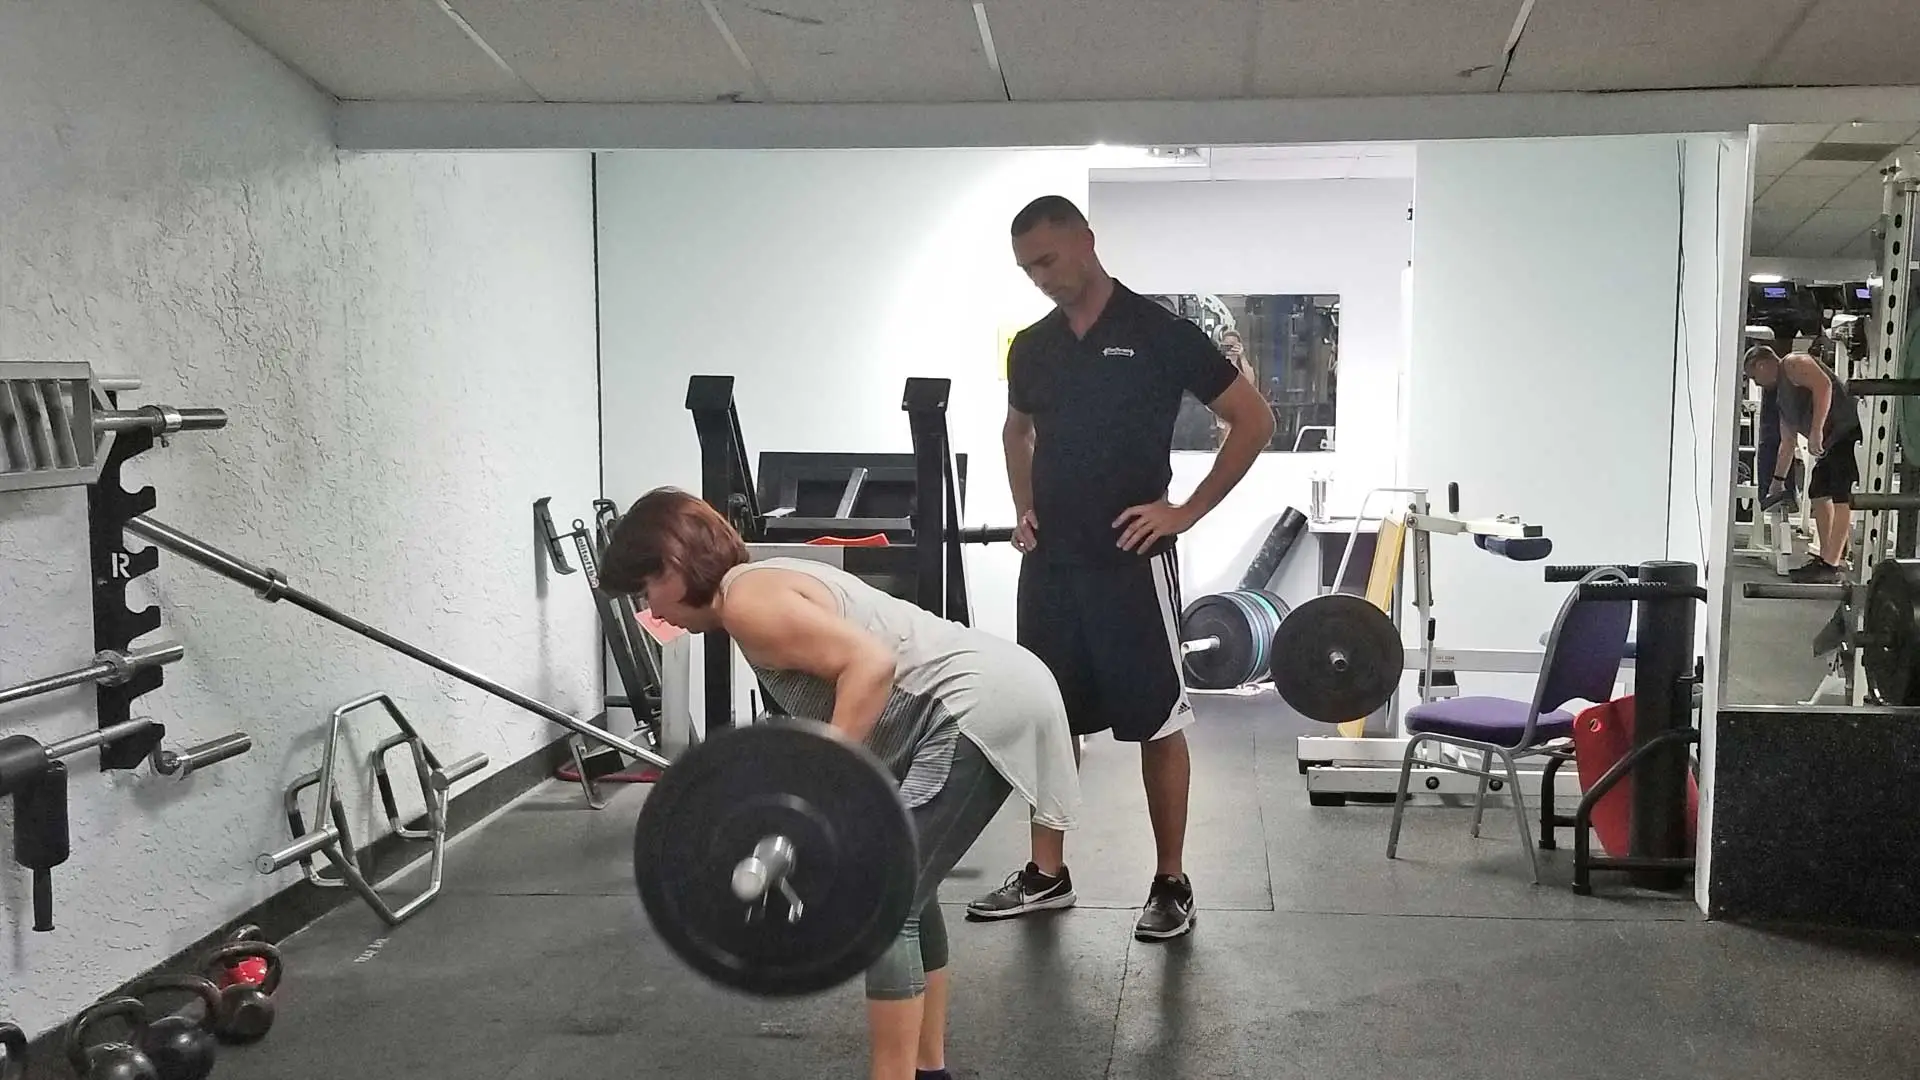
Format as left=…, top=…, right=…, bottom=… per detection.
left=1808, top=434, right=1862, bottom=502
left=1015, top=551, right=1194, bottom=743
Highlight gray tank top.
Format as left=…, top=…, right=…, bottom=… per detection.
left=1778, top=356, right=1862, bottom=449
left=719, top=558, right=964, bottom=809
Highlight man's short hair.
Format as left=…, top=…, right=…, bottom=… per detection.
left=1744, top=344, right=1780, bottom=371
left=1011, top=195, right=1088, bottom=237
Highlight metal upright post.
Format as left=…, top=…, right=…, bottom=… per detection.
left=1848, top=169, right=1918, bottom=701
left=1628, top=561, right=1697, bottom=889
left=902, top=378, right=953, bottom=620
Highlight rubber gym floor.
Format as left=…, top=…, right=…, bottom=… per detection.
left=208, top=693, right=1915, bottom=1080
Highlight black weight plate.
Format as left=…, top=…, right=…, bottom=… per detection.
left=632, top=720, right=917, bottom=997
left=1863, top=559, right=1920, bottom=706
left=1180, top=593, right=1259, bottom=690
left=1270, top=592, right=1403, bottom=724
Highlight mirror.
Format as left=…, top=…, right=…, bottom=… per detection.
left=1723, top=119, right=1920, bottom=706
left=1152, top=292, right=1340, bottom=453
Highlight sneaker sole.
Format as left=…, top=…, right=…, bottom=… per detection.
left=1134, top=911, right=1197, bottom=941
left=964, top=892, right=1078, bottom=921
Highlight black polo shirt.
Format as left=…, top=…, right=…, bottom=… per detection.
left=1008, top=282, right=1240, bottom=563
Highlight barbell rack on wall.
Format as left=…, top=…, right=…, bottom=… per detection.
left=121, top=514, right=671, bottom=775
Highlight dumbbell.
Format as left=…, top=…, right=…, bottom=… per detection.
left=65, top=997, right=160, bottom=1080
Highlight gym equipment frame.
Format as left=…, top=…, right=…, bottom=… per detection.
left=1295, top=486, right=1594, bottom=806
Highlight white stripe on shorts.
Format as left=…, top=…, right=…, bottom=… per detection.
left=1150, top=549, right=1196, bottom=741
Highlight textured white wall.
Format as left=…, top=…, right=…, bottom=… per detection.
left=0, top=0, right=599, bottom=1037
left=1088, top=178, right=1414, bottom=600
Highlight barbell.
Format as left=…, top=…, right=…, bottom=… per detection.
left=1179, top=589, right=1403, bottom=724
left=633, top=594, right=1407, bottom=997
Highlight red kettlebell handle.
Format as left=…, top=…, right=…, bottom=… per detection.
left=205, top=941, right=284, bottom=995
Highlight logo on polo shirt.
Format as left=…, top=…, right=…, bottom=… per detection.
left=1103, top=346, right=1136, bottom=357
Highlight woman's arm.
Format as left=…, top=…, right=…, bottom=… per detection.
left=720, top=571, right=898, bottom=743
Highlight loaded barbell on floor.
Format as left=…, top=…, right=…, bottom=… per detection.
left=1179, top=589, right=1404, bottom=724
left=632, top=718, right=918, bottom=998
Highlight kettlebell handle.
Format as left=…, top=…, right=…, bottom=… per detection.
left=64, top=997, right=151, bottom=1072
left=0, top=1022, right=25, bottom=1080
left=123, top=973, right=223, bottom=1023
left=204, top=941, right=283, bottom=994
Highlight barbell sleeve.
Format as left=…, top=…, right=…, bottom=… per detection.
left=731, top=835, right=796, bottom=902
left=0, top=643, right=184, bottom=708
left=151, top=733, right=253, bottom=779
left=259, top=826, right=340, bottom=874
left=430, top=753, right=489, bottom=792
left=1181, top=636, right=1221, bottom=655
left=125, top=515, right=671, bottom=772
left=94, top=406, right=229, bottom=435
left=1848, top=493, right=1920, bottom=511
left=43, top=718, right=158, bottom=762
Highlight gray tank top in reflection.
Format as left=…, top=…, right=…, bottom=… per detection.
left=1777, top=356, right=1862, bottom=449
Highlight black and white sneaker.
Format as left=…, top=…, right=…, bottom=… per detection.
left=965, top=863, right=1076, bottom=920
left=1134, top=875, right=1196, bottom=941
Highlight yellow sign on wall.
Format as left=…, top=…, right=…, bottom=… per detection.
left=996, top=322, right=1024, bottom=381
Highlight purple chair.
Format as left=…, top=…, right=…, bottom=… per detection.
left=1386, top=568, right=1634, bottom=882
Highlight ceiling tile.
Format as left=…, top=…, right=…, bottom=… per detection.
left=1756, top=123, right=1837, bottom=141
left=201, top=0, right=531, bottom=100
left=448, top=0, right=752, bottom=102
left=1785, top=206, right=1876, bottom=247
left=1784, top=156, right=1880, bottom=177
left=992, top=0, right=1255, bottom=101
left=1824, top=121, right=1920, bottom=144
left=718, top=0, right=1005, bottom=103
left=1756, top=141, right=1816, bottom=176
left=1827, top=171, right=1895, bottom=210
left=1756, top=172, right=1855, bottom=210
left=1766, top=0, right=1920, bottom=86
left=1250, top=0, right=1513, bottom=97
left=1501, top=0, right=1807, bottom=91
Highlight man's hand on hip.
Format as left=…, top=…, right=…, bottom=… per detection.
left=1113, top=499, right=1196, bottom=553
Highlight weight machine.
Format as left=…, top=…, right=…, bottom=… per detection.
left=684, top=375, right=1012, bottom=733
left=1293, top=484, right=1582, bottom=806
left=1741, top=166, right=1920, bottom=705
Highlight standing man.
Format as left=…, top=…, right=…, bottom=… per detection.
left=1745, top=344, right=1864, bottom=583
left=968, top=196, right=1274, bottom=941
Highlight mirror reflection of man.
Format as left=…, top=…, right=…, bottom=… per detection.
left=1745, top=344, right=1864, bottom=584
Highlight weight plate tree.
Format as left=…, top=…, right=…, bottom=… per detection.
left=631, top=720, right=918, bottom=997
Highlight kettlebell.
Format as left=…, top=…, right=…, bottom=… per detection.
left=1, top=1021, right=26, bottom=1080
left=64, top=997, right=160, bottom=1080
left=122, top=974, right=221, bottom=1080
left=201, top=941, right=282, bottom=1045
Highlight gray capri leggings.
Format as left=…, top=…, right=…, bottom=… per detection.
left=865, top=736, right=1013, bottom=1001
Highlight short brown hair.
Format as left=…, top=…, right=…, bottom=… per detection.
left=599, top=487, right=749, bottom=605
left=1744, top=344, right=1780, bottom=372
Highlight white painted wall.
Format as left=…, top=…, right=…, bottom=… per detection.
left=1406, top=137, right=1693, bottom=700
left=596, top=148, right=1089, bottom=722
left=1088, top=179, right=1415, bottom=602
left=0, top=0, right=598, bottom=1037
